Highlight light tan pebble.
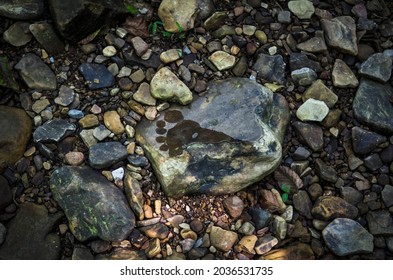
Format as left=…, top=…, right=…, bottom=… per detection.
left=154, top=200, right=162, bottom=215
left=176, top=245, right=182, bottom=253
left=125, top=125, right=135, bottom=138
left=103, top=46, right=117, bottom=57
left=101, top=170, right=113, bottom=181
left=145, top=106, right=157, bottom=120
left=144, top=204, right=153, bottom=219
left=141, top=49, right=152, bottom=60
left=231, top=45, right=240, bottom=55
left=235, top=27, right=243, bottom=35
left=127, top=142, right=136, bottom=154
left=90, top=104, right=102, bottom=114
left=156, top=102, right=170, bottom=111
left=59, top=224, right=68, bottom=235
left=43, top=161, right=52, bottom=170
left=166, top=244, right=173, bottom=256
left=103, top=111, right=125, bottom=134
left=65, top=151, right=85, bottom=166
left=24, top=146, right=36, bottom=157
left=209, top=246, right=217, bottom=253
left=255, top=30, right=267, bottom=44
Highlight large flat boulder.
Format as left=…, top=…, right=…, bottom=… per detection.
left=48, top=0, right=126, bottom=42
left=136, top=78, right=289, bottom=197
left=0, top=106, right=32, bottom=170
left=50, top=166, right=135, bottom=242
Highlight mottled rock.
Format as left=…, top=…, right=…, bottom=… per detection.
left=255, top=235, right=278, bottom=255
left=0, top=0, right=44, bottom=20
left=223, top=196, right=244, bottom=218
left=321, top=16, right=358, bottom=55
left=359, top=53, right=392, bottom=83
left=293, top=121, right=323, bottom=152
left=238, top=235, right=257, bottom=253
left=103, top=111, right=125, bottom=135
left=261, top=243, right=315, bottom=260
left=353, top=79, right=393, bottom=134
left=209, top=51, right=236, bottom=71
left=124, top=174, right=144, bottom=220
left=293, top=190, right=313, bottom=219
left=382, top=185, right=393, bottom=208
left=297, top=35, right=327, bottom=53
left=0, top=203, right=62, bottom=260
left=290, top=53, right=322, bottom=73
left=139, top=224, right=169, bottom=240
left=0, top=106, right=32, bottom=170
left=48, top=0, right=126, bottom=42
left=296, top=98, right=329, bottom=122
left=29, top=22, right=64, bottom=55
left=54, top=85, right=75, bottom=106
left=3, top=21, right=32, bottom=47
left=88, top=142, right=128, bottom=169
left=79, top=114, right=99, bottom=129
left=332, top=59, right=359, bottom=88
left=150, top=67, right=193, bottom=105
left=288, top=0, right=315, bottom=19
left=291, top=67, right=317, bottom=86
left=366, top=210, right=393, bottom=235
left=352, top=127, right=386, bottom=155
left=79, top=63, right=115, bottom=90
left=273, top=216, right=287, bottom=239
left=50, top=166, right=135, bottom=241
left=136, top=78, right=289, bottom=197
left=315, top=159, right=338, bottom=183
left=249, top=206, right=271, bottom=230
left=15, top=53, right=57, bottom=90
left=253, top=54, right=286, bottom=84
left=303, top=79, right=338, bottom=108
left=204, top=11, right=227, bottom=31
left=323, top=218, right=373, bottom=256
left=209, top=226, right=238, bottom=252
left=158, top=0, right=198, bottom=33
left=312, top=196, right=358, bottom=221
left=33, top=119, right=76, bottom=143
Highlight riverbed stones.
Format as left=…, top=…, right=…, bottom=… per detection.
left=15, top=53, right=57, bottom=90
left=252, top=54, right=286, bottom=84
left=209, top=226, right=238, bottom=252
left=79, top=63, right=115, bottom=90
left=353, top=79, right=393, bottom=134
left=158, top=0, right=198, bottom=33
left=303, top=79, right=338, bottom=108
left=359, top=53, right=393, bottom=83
left=150, top=67, right=193, bottom=105
left=352, top=127, right=387, bottom=155
left=312, top=196, right=358, bottom=221
left=136, top=78, right=289, bottom=197
left=322, top=218, right=374, bottom=256
left=0, top=106, right=32, bottom=170
left=296, top=98, right=329, bottom=122
left=261, top=243, right=315, bottom=260
left=321, top=16, right=358, bottom=55
left=29, top=22, right=65, bottom=55
left=88, top=142, right=128, bottom=169
left=48, top=0, right=126, bottom=42
left=33, top=119, right=76, bottom=143
left=332, top=59, right=359, bottom=88
left=288, top=1, right=315, bottom=20
left=0, top=0, right=44, bottom=20
left=0, top=203, right=63, bottom=259
left=3, top=21, right=32, bottom=47
left=50, top=166, right=135, bottom=241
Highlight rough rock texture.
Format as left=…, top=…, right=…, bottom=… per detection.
left=88, top=142, right=128, bottom=169
left=48, top=0, right=126, bottom=42
left=0, top=203, right=63, bottom=260
left=359, top=53, right=393, bottom=83
left=33, top=119, right=76, bottom=143
left=0, top=106, right=32, bottom=170
left=79, top=63, right=115, bottom=90
left=261, top=243, right=315, bottom=260
left=353, top=79, right=393, bottom=134
left=29, top=22, right=65, bottom=55
left=0, top=0, right=44, bottom=20
left=312, top=196, right=359, bottom=221
left=252, top=54, right=286, bottom=84
left=158, top=0, right=198, bottom=33
left=0, top=55, right=20, bottom=92
left=14, top=53, right=57, bottom=90
left=332, top=59, right=359, bottom=88
left=322, top=218, right=374, bottom=256
left=136, top=78, right=289, bottom=197
left=50, top=166, right=135, bottom=242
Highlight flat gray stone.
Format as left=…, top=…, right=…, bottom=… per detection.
left=291, top=67, right=317, bottom=86
left=382, top=185, right=393, bottom=208
left=136, top=78, right=289, bottom=197
left=0, top=203, right=63, bottom=260
left=88, top=142, right=128, bottom=169
left=366, top=210, right=393, bottom=235
left=252, top=54, right=286, bottom=84
left=353, top=79, right=393, bottom=134
left=79, top=63, right=115, bottom=90
left=322, top=218, right=374, bottom=256
left=3, top=21, right=32, bottom=47
left=50, top=166, right=135, bottom=241
left=29, top=22, right=65, bottom=55
left=33, top=119, right=76, bottom=143
left=293, top=190, right=313, bottom=219
left=293, top=121, right=323, bottom=152
left=312, top=196, right=358, bottom=221
left=352, top=127, right=387, bottom=155
left=14, top=53, right=57, bottom=90
left=332, top=59, right=359, bottom=88
left=359, top=53, right=392, bottom=83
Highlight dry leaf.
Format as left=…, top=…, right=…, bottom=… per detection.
left=274, top=165, right=304, bottom=192
left=78, top=28, right=102, bottom=45
left=123, top=16, right=149, bottom=38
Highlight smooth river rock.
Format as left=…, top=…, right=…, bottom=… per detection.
left=50, top=166, right=135, bottom=242
left=136, top=78, right=289, bottom=197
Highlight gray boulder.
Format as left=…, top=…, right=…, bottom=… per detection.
left=136, top=78, right=289, bottom=197
left=0, top=0, right=44, bottom=20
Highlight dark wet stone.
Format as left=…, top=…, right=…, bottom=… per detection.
left=366, top=210, right=393, bottom=235
left=0, top=176, right=12, bottom=210
left=48, top=0, right=126, bottom=42
left=353, top=79, right=393, bottom=134
left=0, top=223, right=5, bottom=245
left=72, top=247, right=94, bottom=260
left=352, top=127, right=387, bottom=155
left=139, top=223, right=169, bottom=240
left=293, top=121, right=323, bottom=152
left=312, top=196, right=359, bottom=221
left=0, top=106, right=32, bottom=170
left=382, top=185, right=393, bottom=208
left=292, top=146, right=311, bottom=160
left=381, top=145, right=393, bottom=163
left=340, top=187, right=363, bottom=206
left=136, top=78, right=289, bottom=197
left=123, top=51, right=162, bottom=69
left=3, top=21, right=32, bottom=47
left=261, top=243, right=315, bottom=260
left=379, top=21, right=393, bottom=37
left=0, top=203, right=63, bottom=260
left=289, top=53, right=322, bottom=73
left=96, top=248, right=146, bottom=260
left=248, top=206, right=271, bottom=230
left=79, top=63, right=115, bottom=89
left=14, top=53, right=57, bottom=90
left=88, top=142, right=128, bottom=169
left=252, top=54, right=286, bottom=84
left=127, top=155, right=149, bottom=167
left=293, top=190, right=313, bottom=219
left=0, top=0, right=44, bottom=20
left=363, top=154, right=383, bottom=171
left=50, top=166, right=135, bottom=241
left=323, top=218, right=373, bottom=256
left=188, top=247, right=208, bottom=259
left=359, top=53, right=393, bottom=83
left=29, top=22, right=65, bottom=55
left=33, top=119, right=76, bottom=143
left=315, top=159, right=338, bottom=183
left=321, top=16, right=358, bottom=55
left=0, top=55, right=20, bottom=92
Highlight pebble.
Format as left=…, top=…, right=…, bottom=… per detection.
left=33, top=119, right=76, bottom=143
left=93, top=125, right=111, bottom=141
left=312, top=196, right=358, bottom=221
left=130, top=69, right=145, bottom=83
left=291, top=67, right=317, bottom=86
left=55, top=85, right=75, bottom=106
left=118, top=66, right=132, bottom=78
left=359, top=53, right=393, bottom=83
left=293, top=121, right=324, bottom=152
left=332, top=59, right=359, bottom=88
left=296, top=98, right=329, bottom=122
left=255, top=30, right=267, bottom=44
left=130, top=36, right=149, bottom=57
left=238, top=235, right=257, bottom=253
left=209, top=51, right=236, bottom=71
left=3, top=21, right=32, bottom=47
left=303, top=79, right=338, bottom=108
left=146, top=238, right=161, bottom=258
left=352, top=127, right=386, bottom=155
left=133, top=82, right=156, bottom=106
left=315, top=159, right=338, bottom=183
left=160, top=49, right=182, bottom=64
left=79, top=129, right=97, bottom=148
left=223, top=196, right=244, bottom=218
left=288, top=0, right=315, bottom=19
left=293, top=190, right=313, bottom=219
left=209, top=226, right=238, bottom=252
left=88, top=142, right=128, bottom=169
left=255, top=234, right=279, bottom=255
left=65, top=151, right=85, bottom=166
left=103, top=46, right=117, bottom=57
left=272, top=216, right=287, bottom=240
left=238, top=222, right=255, bottom=235
left=79, top=114, right=99, bottom=129
left=68, top=109, right=84, bottom=119
left=382, top=185, right=393, bottom=208
left=104, top=111, right=125, bottom=135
